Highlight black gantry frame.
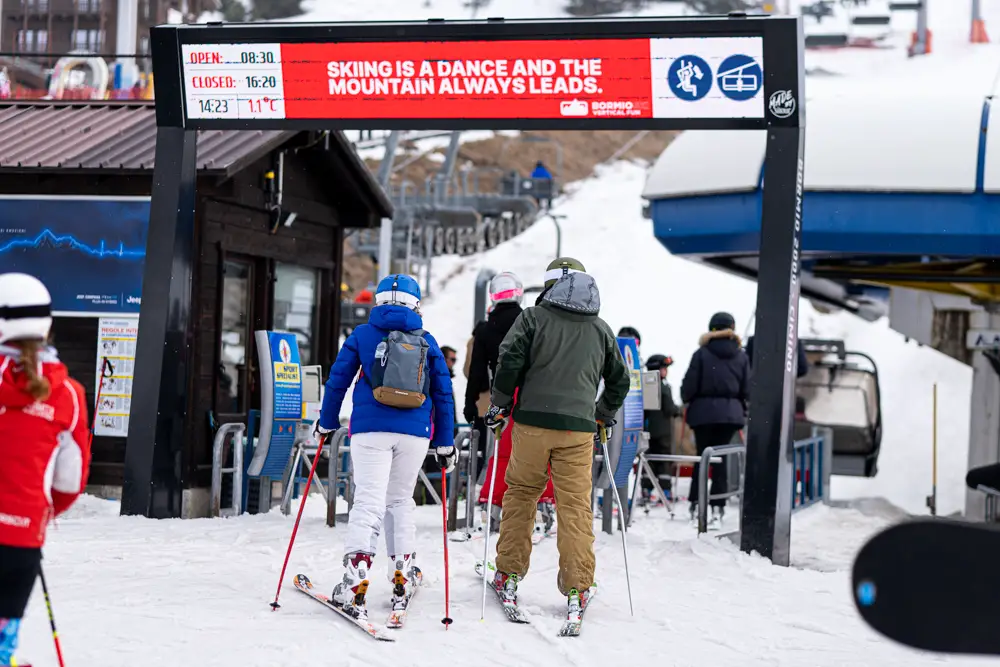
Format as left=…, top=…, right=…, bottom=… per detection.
left=125, top=15, right=805, bottom=565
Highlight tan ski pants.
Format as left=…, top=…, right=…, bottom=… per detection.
left=494, top=423, right=595, bottom=594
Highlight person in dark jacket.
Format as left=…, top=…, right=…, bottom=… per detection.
left=680, top=311, right=750, bottom=525
left=486, top=257, right=630, bottom=614
left=463, top=274, right=524, bottom=425
left=643, top=354, right=680, bottom=503
left=465, top=272, right=555, bottom=513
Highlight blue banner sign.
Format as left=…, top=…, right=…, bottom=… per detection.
left=247, top=331, right=303, bottom=478
left=617, top=336, right=644, bottom=431
left=596, top=336, right=644, bottom=489
left=0, top=196, right=149, bottom=315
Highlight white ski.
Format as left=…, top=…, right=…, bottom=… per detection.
left=386, top=569, right=422, bottom=628
left=292, top=574, right=396, bottom=642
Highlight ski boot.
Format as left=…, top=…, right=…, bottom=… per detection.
left=708, top=506, right=724, bottom=530
left=482, top=503, right=502, bottom=533
left=538, top=500, right=556, bottom=534
left=331, top=552, right=372, bottom=619
left=567, top=586, right=594, bottom=619
left=387, top=553, right=422, bottom=611
left=0, top=618, right=29, bottom=667
left=493, top=570, right=519, bottom=604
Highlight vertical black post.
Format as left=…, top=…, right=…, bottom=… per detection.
left=121, top=128, right=198, bottom=518
left=740, top=17, right=806, bottom=566
left=122, top=25, right=197, bottom=518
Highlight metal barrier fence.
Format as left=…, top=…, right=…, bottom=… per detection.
left=696, top=444, right=747, bottom=534
left=631, top=430, right=831, bottom=535
left=211, top=422, right=489, bottom=527
left=209, top=422, right=245, bottom=518
left=792, top=436, right=824, bottom=511
left=213, top=419, right=833, bottom=541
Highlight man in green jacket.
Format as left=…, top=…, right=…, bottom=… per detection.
left=484, top=257, right=630, bottom=615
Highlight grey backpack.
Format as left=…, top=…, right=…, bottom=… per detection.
left=369, top=329, right=431, bottom=409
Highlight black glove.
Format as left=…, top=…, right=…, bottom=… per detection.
left=463, top=404, right=478, bottom=424
left=435, top=445, right=457, bottom=473
left=596, top=417, right=616, bottom=443
left=484, top=403, right=510, bottom=429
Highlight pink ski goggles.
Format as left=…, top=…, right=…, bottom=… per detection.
left=491, top=287, right=523, bottom=302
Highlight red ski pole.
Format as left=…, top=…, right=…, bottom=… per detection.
left=270, top=433, right=328, bottom=611
left=441, top=469, right=453, bottom=629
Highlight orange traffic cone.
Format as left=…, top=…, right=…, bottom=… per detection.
left=972, top=18, right=990, bottom=44
left=908, top=28, right=933, bottom=56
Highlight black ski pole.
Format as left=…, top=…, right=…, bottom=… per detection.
left=39, top=561, right=67, bottom=667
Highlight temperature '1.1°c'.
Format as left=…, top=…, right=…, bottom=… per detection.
left=246, top=98, right=279, bottom=114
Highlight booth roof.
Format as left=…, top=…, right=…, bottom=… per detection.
left=0, top=100, right=393, bottom=218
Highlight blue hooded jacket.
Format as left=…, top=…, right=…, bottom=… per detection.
left=318, top=304, right=455, bottom=447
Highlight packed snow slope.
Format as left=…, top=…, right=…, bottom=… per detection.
left=416, top=162, right=973, bottom=517
left=19, top=495, right=994, bottom=667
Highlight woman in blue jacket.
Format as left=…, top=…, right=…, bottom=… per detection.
left=314, top=274, right=455, bottom=619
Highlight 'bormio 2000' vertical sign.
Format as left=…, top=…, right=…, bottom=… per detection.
left=180, top=36, right=764, bottom=122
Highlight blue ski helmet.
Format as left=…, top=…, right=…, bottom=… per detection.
left=375, top=274, right=421, bottom=310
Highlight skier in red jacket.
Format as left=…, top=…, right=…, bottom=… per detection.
left=0, top=273, right=91, bottom=667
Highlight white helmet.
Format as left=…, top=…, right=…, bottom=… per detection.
left=489, top=272, right=524, bottom=306
left=0, top=273, right=53, bottom=344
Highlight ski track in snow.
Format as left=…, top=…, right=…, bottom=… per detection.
left=21, top=495, right=994, bottom=666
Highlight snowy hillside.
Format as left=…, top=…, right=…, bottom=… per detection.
left=19, top=494, right=995, bottom=667
left=417, top=161, right=974, bottom=517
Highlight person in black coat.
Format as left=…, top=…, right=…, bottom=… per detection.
left=680, top=312, right=750, bottom=521
left=643, top=354, right=681, bottom=502
left=463, top=273, right=525, bottom=424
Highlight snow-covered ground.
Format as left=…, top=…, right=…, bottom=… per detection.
left=78, top=4, right=992, bottom=665
left=19, top=494, right=993, bottom=667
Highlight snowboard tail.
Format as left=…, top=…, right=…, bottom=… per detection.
left=853, top=518, right=1000, bottom=655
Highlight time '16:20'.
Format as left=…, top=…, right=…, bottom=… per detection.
left=240, top=51, right=276, bottom=64
left=246, top=75, right=277, bottom=89
left=198, top=98, right=228, bottom=114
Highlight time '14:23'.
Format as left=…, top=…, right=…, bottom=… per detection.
left=198, top=98, right=229, bottom=114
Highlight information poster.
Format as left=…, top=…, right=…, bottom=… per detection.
left=247, top=330, right=303, bottom=478
left=94, top=317, right=138, bottom=437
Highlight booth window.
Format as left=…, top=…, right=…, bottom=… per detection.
left=219, top=259, right=252, bottom=414
left=273, top=263, right=318, bottom=365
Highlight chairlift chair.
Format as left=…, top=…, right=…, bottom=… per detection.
left=794, top=338, right=882, bottom=477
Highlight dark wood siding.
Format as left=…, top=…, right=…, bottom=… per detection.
left=187, top=151, right=342, bottom=488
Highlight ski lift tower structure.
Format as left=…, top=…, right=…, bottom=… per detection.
left=123, top=13, right=806, bottom=566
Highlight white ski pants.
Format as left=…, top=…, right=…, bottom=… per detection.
left=345, top=432, right=430, bottom=558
